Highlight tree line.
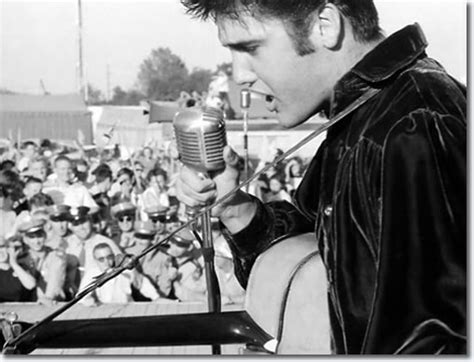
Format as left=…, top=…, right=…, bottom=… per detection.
left=89, top=47, right=231, bottom=106
left=1, top=47, right=231, bottom=106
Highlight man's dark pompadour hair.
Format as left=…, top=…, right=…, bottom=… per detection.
left=181, top=0, right=383, bottom=55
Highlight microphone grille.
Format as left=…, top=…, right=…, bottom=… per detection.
left=173, top=107, right=227, bottom=172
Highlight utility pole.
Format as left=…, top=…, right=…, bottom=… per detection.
left=77, top=0, right=88, bottom=102
left=106, top=63, right=111, bottom=102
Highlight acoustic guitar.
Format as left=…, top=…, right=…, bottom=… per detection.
left=244, top=232, right=331, bottom=354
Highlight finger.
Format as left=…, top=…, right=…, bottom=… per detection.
left=223, top=146, right=240, bottom=168
left=180, top=166, right=215, bottom=193
left=176, top=178, right=217, bottom=207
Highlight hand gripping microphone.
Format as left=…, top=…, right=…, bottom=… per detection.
left=173, top=106, right=223, bottom=353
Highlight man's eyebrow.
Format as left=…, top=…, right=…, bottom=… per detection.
left=223, top=40, right=263, bottom=51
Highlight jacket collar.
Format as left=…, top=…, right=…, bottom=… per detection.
left=330, top=23, right=428, bottom=118
left=351, top=23, right=428, bottom=83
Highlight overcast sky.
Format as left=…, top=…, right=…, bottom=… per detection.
left=0, top=0, right=468, bottom=96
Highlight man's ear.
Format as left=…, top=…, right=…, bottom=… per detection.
left=315, top=3, right=343, bottom=50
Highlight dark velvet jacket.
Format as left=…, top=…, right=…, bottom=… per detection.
left=221, top=24, right=466, bottom=354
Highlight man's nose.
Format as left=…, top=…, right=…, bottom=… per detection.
left=231, top=53, right=257, bottom=86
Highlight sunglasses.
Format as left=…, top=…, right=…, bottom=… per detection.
left=95, top=254, right=115, bottom=263
left=24, top=230, right=46, bottom=239
left=134, top=233, right=154, bottom=240
left=150, top=214, right=168, bottom=223
left=135, top=168, right=144, bottom=172
left=70, top=218, right=88, bottom=226
left=118, top=215, right=134, bottom=223
left=50, top=215, right=68, bottom=222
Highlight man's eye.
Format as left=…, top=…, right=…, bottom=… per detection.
left=245, top=45, right=259, bottom=54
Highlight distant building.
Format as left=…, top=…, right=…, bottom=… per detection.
left=0, top=93, right=93, bottom=144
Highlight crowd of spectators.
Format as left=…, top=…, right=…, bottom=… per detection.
left=0, top=136, right=308, bottom=307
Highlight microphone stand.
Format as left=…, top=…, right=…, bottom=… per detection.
left=199, top=210, right=221, bottom=355
left=186, top=198, right=222, bottom=355
left=240, top=89, right=251, bottom=192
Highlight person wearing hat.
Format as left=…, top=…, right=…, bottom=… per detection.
left=0, top=235, right=36, bottom=302
left=167, top=228, right=207, bottom=303
left=11, top=192, right=54, bottom=237
left=46, top=204, right=80, bottom=301
left=110, top=199, right=136, bottom=249
left=144, top=205, right=169, bottom=234
left=78, top=242, right=160, bottom=305
left=45, top=204, right=72, bottom=250
left=17, top=217, right=67, bottom=304
left=125, top=220, right=177, bottom=299
left=64, top=206, right=123, bottom=288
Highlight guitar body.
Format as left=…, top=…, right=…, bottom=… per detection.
left=245, top=233, right=331, bottom=354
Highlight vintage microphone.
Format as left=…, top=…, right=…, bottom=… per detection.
left=240, top=89, right=251, bottom=191
left=173, top=106, right=226, bottom=355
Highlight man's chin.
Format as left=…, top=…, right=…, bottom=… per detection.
left=277, top=114, right=308, bottom=129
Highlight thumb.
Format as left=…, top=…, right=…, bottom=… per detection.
left=223, top=145, right=240, bottom=168
left=223, top=145, right=245, bottom=174
left=217, top=146, right=241, bottom=186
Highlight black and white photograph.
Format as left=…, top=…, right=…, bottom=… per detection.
left=0, top=0, right=468, bottom=356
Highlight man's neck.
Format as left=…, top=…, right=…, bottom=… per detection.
left=29, top=248, right=46, bottom=259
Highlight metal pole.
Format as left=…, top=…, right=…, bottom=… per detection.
left=199, top=210, right=222, bottom=354
left=240, top=89, right=251, bottom=192
left=77, top=0, right=87, bottom=102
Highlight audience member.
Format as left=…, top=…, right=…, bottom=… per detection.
left=139, top=147, right=159, bottom=176
left=125, top=221, right=176, bottom=298
left=110, top=200, right=136, bottom=249
left=27, top=157, right=49, bottom=182
left=132, top=161, right=147, bottom=193
left=167, top=228, right=207, bottom=303
left=264, top=175, right=292, bottom=203
left=0, top=184, right=17, bottom=239
left=17, top=218, right=67, bottom=304
left=142, top=168, right=170, bottom=212
left=64, top=206, right=122, bottom=285
left=0, top=235, right=36, bottom=302
left=43, top=155, right=97, bottom=208
left=284, top=156, right=305, bottom=197
left=46, top=204, right=72, bottom=250
left=78, top=242, right=160, bottom=305
left=17, top=141, right=38, bottom=173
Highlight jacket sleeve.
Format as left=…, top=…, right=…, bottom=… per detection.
left=363, top=110, right=466, bottom=353
left=220, top=195, right=314, bottom=288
